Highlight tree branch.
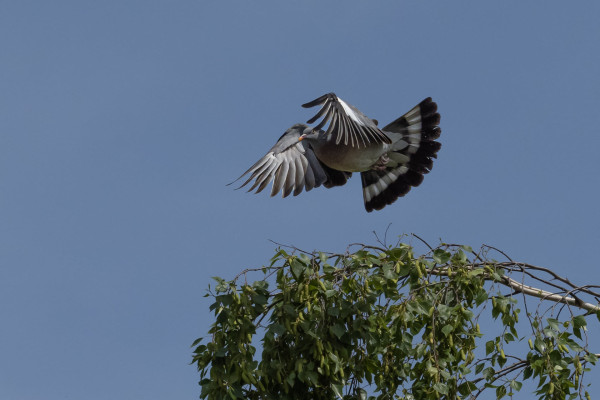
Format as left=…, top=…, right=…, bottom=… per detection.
left=430, top=264, right=600, bottom=313
left=501, top=276, right=599, bottom=312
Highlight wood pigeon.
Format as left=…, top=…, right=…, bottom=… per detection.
left=232, top=93, right=441, bottom=212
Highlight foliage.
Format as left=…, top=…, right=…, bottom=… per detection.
left=192, top=241, right=599, bottom=399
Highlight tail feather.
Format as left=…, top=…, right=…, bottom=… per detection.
left=361, top=98, right=441, bottom=212
left=383, top=97, right=441, bottom=142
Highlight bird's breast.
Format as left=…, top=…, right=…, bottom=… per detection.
left=312, top=142, right=387, bottom=172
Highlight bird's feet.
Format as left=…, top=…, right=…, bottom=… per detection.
left=372, top=154, right=389, bottom=171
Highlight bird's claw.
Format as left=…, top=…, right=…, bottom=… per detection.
left=372, top=154, right=389, bottom=171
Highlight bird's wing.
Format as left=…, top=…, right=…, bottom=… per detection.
left=230, top=125, right=351, bottom=198
left=302, top=93, right=391, bottom=148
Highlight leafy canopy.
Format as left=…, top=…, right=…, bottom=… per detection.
left=192, top=242, right=598, bottom=400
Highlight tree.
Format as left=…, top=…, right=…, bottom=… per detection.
left=192, top=238, right=599, bottom=399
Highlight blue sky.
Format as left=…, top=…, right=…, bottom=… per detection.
left=1, top=1, right=599, bottom=398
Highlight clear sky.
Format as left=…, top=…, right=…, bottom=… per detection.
left=1, top=1, right=599, bottom=399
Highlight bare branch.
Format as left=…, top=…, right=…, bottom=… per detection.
left=502, top=276, right=599, bottom=312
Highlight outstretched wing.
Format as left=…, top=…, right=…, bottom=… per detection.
left=231, top=125, right=351, bottom=198
left=302, top=93, right=391, bottom=148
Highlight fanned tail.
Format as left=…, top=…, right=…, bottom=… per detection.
left=361, top=98, right=441, bottom=212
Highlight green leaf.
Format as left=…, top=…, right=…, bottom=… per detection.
left=452, top=249, right=467, bottom=263
left=283, top=304, right=296, bottom=316
left=252, top=293, right=268, bottom=305
left=573, top=315, right=587, bottom=329
left=330, top=324, right=345, bottom=339
left=568, top=340, right=583, bottom=352
left=387, top=247, right=408, bottom=260
left=270, top=323, right=285, bottom=336
left=290, top=258, right=306, bottom=280
left=468, top=268, right=484, bottom=277
left=331, top=383, right=344, bottom=399
left=433, top=249, right=451, bottom=264
left=503, top=332, right=515, bottom=343
left=546, top=318, right=560, bottom=331
left=214, top=348, right=226, bottom=357
left=433, top=382, right=449, bottom=395
left=437, top=304, right=452, bottom=319
left=458, top=381, right=477, bottom=396
left=327, top=306, right=340, bottom=316
left=534, top=337, right=546, bottom=353
left=475, top=289, right=489, bottom=306
left=286, top=371, right=296, bottom=387
left=482, top=367, right=495, bottom=380
left=305, top=371, right=318, bottom=385
left=441, top=324, right=454, bottom=337
left=475, top=363, right=485, bottom=374
left=496, top=384, right=507, bottom=398
left=318, top=252, right=328, bottom=264
left=213, top=277, right=229, bottom=292
left=486, top=340, right=495, bottom=355
left=323, top=264, right=336, bottom=274
left=383, top=266, right=398, bottom=280
left=584, top=353, right=598, bottom=363
left=510, top=380, right=522, bottom=391
left=217, top=294, right=233, bottom=306
left=398, top=263, right=412, bottom=277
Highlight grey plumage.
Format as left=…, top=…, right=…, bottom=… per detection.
left=302, top=93, right=391, bottom=147
left=231, top=93, right=441, bottom=212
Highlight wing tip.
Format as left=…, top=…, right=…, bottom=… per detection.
left=301, top=92, right=336, bottom=108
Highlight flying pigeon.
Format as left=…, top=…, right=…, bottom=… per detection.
left=232, top=93, right=441, bottom=212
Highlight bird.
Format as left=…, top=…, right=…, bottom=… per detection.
left=231, top=93, right=441, bottom=212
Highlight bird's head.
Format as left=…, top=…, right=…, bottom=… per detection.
left=299, top=127, right=319, bottom=142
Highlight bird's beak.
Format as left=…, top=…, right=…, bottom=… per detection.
left=298, top=135, right=305, bottom=142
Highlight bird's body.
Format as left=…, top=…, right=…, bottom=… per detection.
left=232, top=93, right=442, bottom=212
left=301, top=128, right=389, bottom=172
